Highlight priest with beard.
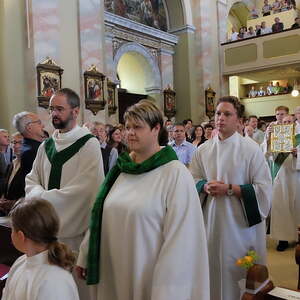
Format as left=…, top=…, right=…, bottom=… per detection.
left=25, top=88, right=104, bottom=299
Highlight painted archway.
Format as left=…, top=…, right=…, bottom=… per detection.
left=113, top=42, right=162, bottom=94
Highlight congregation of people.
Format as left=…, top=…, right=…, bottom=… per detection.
left=229, top=0, right=300, bottom=42
left=0, top=88, right=299, bottom=300
left=248, top=81, right=292, bottom=98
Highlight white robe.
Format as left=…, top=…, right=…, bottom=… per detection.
left=190, top=132, right=272, bottom=300
left=2, top=251, right=79, bottom=300
left=270, top=124, right=300, bottom=241
left=25, top=125, right=104, bottom=248
left=25, top=125, right=104, bottom=300
left=77, top=160, right=210, bottom=300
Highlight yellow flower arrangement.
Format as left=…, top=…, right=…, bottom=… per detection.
left=236, top=250, right=259, bottom=269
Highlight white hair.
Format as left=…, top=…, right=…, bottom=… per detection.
left=0, top=129, right=8, bottom=134
left=12, top=111, right=32, bottom=134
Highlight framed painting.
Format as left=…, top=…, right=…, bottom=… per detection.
left=163, top=86, right=176, bottom=118
left=36, top=57, right=63, bottom=109
left=205, top=86, right=216, bottom=119
left=271, top=124, right=295, bottom=152
left=107, top=79, right=118, bottom=115
left=84, top=65, right=106, bottom=115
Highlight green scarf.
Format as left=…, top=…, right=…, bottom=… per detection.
left=87, top=146, right=178, bottom=285
left=45, top=134, right=94, bottom=190
left=271, top=133, right=300, bottom=181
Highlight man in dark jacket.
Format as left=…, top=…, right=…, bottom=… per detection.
left=0, top=112, right=44, bottom=215
left=272, top=17, right=284, bottom=33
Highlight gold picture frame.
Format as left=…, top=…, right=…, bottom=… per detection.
left=107, top=80, right=118, bottom=115
left=163, top=86, right=176, bottom=118
left=36, top=57, right=63, bottom=109
left=271, top=124, right=295, bottom=153
left=205, top=85, right=216, bottom=119
left=84, top=65, right=106, bottom=115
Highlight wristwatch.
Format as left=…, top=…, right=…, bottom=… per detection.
left=227, top=184, right=234, bottom=196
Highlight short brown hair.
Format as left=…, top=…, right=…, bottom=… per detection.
left=275, top=106, right=289, bottom=113
left=216, top=96, right=245, bottom=118
left=124, top=99, right=168, bottom=146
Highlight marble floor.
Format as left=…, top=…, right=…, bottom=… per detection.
left=267, top=237, right=298, bottom=289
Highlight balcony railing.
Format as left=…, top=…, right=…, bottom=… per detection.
left=221, top=27, right=300, bottom=75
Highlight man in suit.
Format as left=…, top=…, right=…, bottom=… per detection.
left=0, top=112, right=44, bottom=215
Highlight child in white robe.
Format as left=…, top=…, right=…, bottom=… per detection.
left=1, top=199, right=79, bottom=300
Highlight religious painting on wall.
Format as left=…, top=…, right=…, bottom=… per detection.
left=205, top=86, right=216, bottom=119
left=107, top=80, right=118, bottom=115
left=163, top=86, right=176, bottom=118
left=36, top=57, right=63, bottom=109
left=271, top=124, right=295, bottom=152
left=84, top=65, right=106, bottom=115
left=105, top=0, right=168, bottom=31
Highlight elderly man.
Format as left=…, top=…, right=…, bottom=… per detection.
left=270, top=113, right=300, bottom=251
left=0, top=132, right=23, bottom=216
left=0, top=112, right=45, bottom=204
left=0, top=129, right=12, bottom=194
left=25, top=88, right=104, bottom=299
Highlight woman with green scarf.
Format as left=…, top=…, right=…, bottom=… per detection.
left=76, top=100, right=210, bottom=300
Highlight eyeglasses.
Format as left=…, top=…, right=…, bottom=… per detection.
left=27, top=120, right=42, bottom=126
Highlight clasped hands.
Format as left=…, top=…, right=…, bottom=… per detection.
left=204, top=180, right=228, bottom=197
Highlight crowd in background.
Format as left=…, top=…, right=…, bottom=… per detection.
left=229, top=0, right=300, bottom=42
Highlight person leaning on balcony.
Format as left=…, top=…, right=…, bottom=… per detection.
left=260, top=21, right=272, bottom=34
left=230, top=28, right=239, bottom=41
left=272, top=17, right=284, bottom=33
left=246, top=26, right=256, bottom=38
left=262, top=0, right=272, bottom=16
left=291, top=17, right=300, bottom=29
left=272, top=0, right=282, bottom=13
left=255, top=24, right=262, bottom=35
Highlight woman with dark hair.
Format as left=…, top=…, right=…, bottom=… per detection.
left=107, top=126, right=128, bottom=154
left=76, top=99, right=209, bottom=300
left=191, top=125, right=206, bottom=147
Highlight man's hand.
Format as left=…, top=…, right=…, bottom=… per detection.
left=75, top=266, right=87, bottom=280
left=205, top=181, right=228, bottom=197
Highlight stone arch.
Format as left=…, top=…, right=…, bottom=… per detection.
left=164, top=0, right=194, bottom=29
left=113, top=42, right=162, bottom=94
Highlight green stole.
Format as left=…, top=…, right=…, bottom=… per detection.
left=271, top=133, right=300, bottom=181
left=87, top=146, right=178, bottom=285
left=45, top=134, right=94, bottom=190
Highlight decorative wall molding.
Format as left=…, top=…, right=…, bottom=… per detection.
left=105, top=12, right=178, bottom=45
left=169, top=24, right=196, bottom=35
left=113, top=42, right=162, bottom=91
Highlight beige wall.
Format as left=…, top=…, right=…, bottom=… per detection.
left=0, top=0, right=29, bottom=132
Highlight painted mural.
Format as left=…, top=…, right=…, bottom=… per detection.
left=105, top=0, right=168, bottom=31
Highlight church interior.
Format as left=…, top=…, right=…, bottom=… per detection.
left=1, top=0, right=300, bottom=299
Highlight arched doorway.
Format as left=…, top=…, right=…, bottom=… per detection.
left=113, top=42, right=162, bottom=122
